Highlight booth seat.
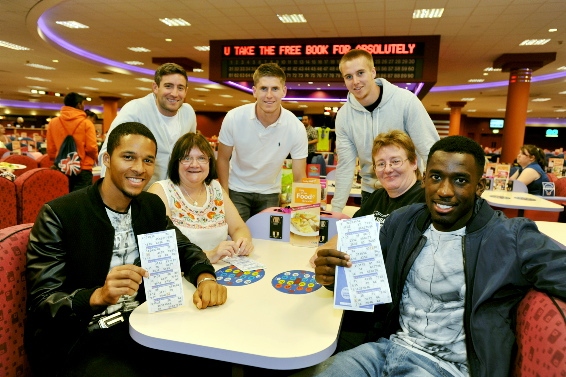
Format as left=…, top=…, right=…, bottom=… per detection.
left=0, top=223, right=34, bottom=377
left=0, top=177, right=17, bottom=229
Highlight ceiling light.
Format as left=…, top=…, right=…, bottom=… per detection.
left=91, top=78, right=112, bottom=82
left=277, top=14, right=307, bottom=23
left=461, top=98, right=475, bottom=101
left=194, top=46, right=210, bottom=51
left=159, top=18, right=191, bottom=27
left=213, top=103, right=223, bottom=106
left=128, top=47, right=151, bottom=52
left=38, top=90, right=46, bottom=95
left=191, top=98, right=205, bottom=102
left=549, top=28, right=558, bottom=32
left=193, top=68, right=204, bottom=73
left=25, top=77, right=51, bottom=82
left=55, top=93, right=61, bottom=97
left=120, top=93, right=134, bottom=97
left=165, top=38, right=172, bottom=42
left=560, top=91, right=566, bottom=94
left=136, top=77, right=153, bottom=82
left=484, top=67, right=502, bottom=72
left=125, top=61, right=144, bottom=65
left=82, top=86, right=98, bottom=90
left=241, top=100, right=251, bottom=103
left=55, top=21, right=89, bottom=29
left=554, top=109, right=566, bottom=112
left=557, top=66, right=566, bottom=71
left=497, top=109, right=506, bottom=112
left=532, top=98, right=551, bottom=102
left=0, top=40, right=30, bottom=50
left=30, top=89, right=38, bottom=94
left=194, top=87, right=210, bottom=92
left=413, top=8, right=444, bottom=19
left=52, top=60, right=59, bottom=63
left=519, top=39, right=551, bottom=46
left=467, top=109, right=476, bottom=112
left=443, top=108, right=451, bottom=111
left=25, top=63, right=56, bottom=70
left=220, top=94, right=233, bottom=98
left=298, top=105, right=308, bottom=108
left=483, top=73, right=489, bottom=76
left=136, top=87, right=152, bottom=91
left=468, top=79, right=484, bottom=83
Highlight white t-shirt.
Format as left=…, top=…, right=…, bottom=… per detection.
left=218, top=103, right=308, bottom=194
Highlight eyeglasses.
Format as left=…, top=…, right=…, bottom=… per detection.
left=374, top=158, right=408, bottom=171
left=179, top=156, right=209, bottom=165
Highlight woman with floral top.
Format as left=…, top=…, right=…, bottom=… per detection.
left=149, top=132, right=253, bottom=263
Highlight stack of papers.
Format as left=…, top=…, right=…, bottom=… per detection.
left=333, top=215, right=392, bottom=311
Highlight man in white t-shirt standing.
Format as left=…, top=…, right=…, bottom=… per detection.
left=99, top=62, right=197, bottom=189
left=217, top=63, right=308, bottom=221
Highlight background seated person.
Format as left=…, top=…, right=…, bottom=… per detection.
left=149, top=132, right=253, bottom=263
left=509, top=144, right=549, bottom=195
left=26, top=122, right=227, bottom=377
left=309, top=130, right=425, bottom=351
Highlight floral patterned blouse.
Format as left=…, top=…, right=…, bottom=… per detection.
left=155, top=179, right=228, bottom=252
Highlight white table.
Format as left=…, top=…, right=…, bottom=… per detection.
left=535, top=221, right=566, bottom=249
left=326, top=180, right=362, bottom=198
left=481, top=191, right=564, bottom=216
left=129, top=239, right=343, bottom=371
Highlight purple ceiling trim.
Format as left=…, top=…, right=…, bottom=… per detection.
left=37, top=15, right=212, bottom=84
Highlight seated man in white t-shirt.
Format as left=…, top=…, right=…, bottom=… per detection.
left=217, top=63, right=308, bottom=221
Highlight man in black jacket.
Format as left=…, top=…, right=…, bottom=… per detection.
left=307, top=136, right=566, bottom=377
left=26, top=122, right=227, bottom=377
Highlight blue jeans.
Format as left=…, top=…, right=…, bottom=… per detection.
left=296, top=338, right=456, bottom=377
left=229, top=190, right=280, bottom=222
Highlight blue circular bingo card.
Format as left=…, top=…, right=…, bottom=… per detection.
left=215, top=265, right=265, bottom=286
left=271, top=270, right=322, bottom=294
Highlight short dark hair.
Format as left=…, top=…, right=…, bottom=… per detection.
left=253, top=63, right=286, bottom=86
left=154, top=63, right=188, bottom=86
left=372, top=130, right=422, bottom=181
left=168, top=132, right=217, bottom=185
left=428, top=136, right=485, bottom=177
left=64, top=92, right=85, bottom=108
left=106, top=122, right=157, bottom=156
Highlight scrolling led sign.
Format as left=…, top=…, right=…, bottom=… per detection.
left=209, top=36, right=439, bottom=98
left=214, top=41, right=426, bottom=81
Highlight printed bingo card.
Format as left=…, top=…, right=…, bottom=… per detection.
left=138, top=229, right=184, bottom=313
left=334, top=215, right=392, bottom=310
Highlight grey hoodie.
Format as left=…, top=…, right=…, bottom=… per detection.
left=331, top=78, right=439, bottom=212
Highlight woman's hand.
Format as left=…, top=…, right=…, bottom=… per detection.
left=207, top=241, right=238, bottom=263
left=234, top=237, right=254, bottom=256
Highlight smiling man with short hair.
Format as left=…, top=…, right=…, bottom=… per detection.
left=217, top=63, right=308, bottom=221
left=307, top=135, right=566, bottom=377
left=99, top=63, right=197, bottom=189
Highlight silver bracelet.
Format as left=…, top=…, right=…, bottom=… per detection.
left=196, top=277, right=217, bottom=288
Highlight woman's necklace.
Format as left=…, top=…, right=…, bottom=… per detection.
left=180, top=184, right=204, bottom=206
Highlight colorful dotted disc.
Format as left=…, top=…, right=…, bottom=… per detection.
left=271, top=270, right=322, bottom=294
left=215, top=265, right=265, bottom=286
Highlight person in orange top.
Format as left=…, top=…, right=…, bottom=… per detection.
left=47, top=92, right=98, bottom=191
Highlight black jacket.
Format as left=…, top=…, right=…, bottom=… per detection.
left=25, top=179, right=215, bottom=373
left=375, top=198, right=566, bottom=376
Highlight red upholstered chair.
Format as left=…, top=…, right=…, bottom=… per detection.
left=0, top=155, right=38, bottom=177
left=547, top=172, right=558, bottom=183
left=36, top=154, right=52, bottom=168
left=0, top=148, right=9, bottom=157
left=0, top=223, right=33, bottom=377
left=555, top=178, right=566, bottom=197
left=514, top=289, right=566, bottom=376
left=14, top=168, right=69, bottom=224
left=0, top=178, right=17, bottom=229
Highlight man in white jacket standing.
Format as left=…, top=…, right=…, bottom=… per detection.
left=99, top=63, right=197, bottom=189
left=331, top=49, right=439, bottom=213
